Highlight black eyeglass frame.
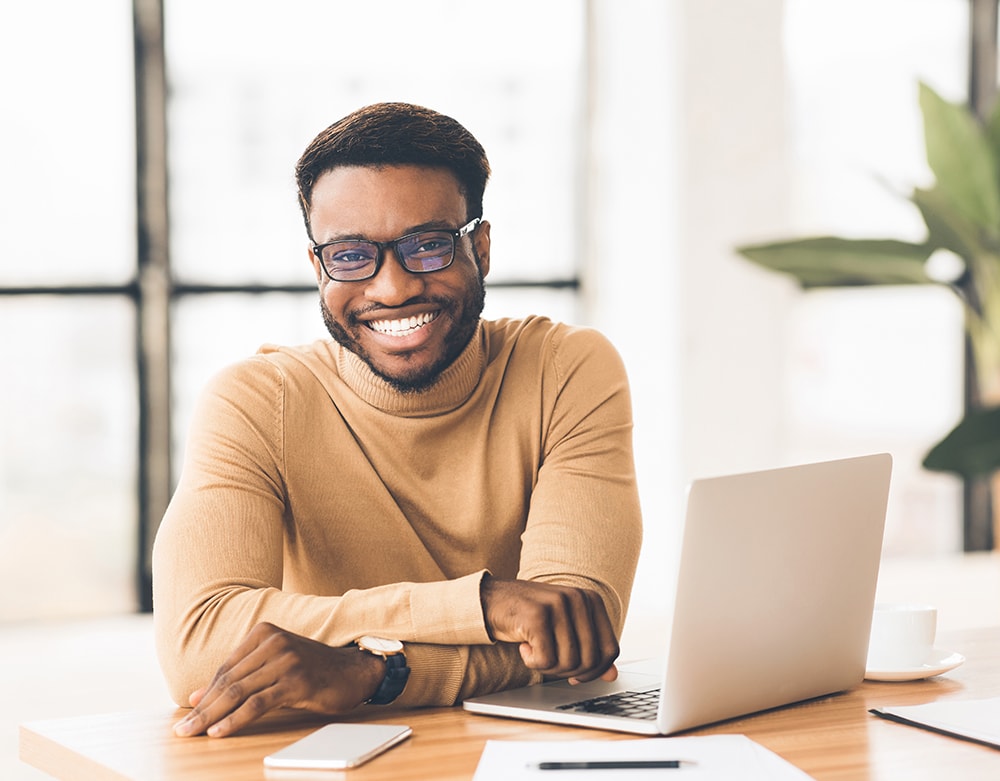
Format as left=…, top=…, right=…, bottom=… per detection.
left=312, top=217, right=482, bottom=282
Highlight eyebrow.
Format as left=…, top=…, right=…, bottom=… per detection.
left=319, top=219, right=459, bottom=244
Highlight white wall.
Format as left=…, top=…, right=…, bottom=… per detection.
left=587, top=1, right=969, bottom=649
left=587, top=0, right=797, bottom=634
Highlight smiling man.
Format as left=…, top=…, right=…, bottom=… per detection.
left=153, top=103, right=642, bottom=738
left=311, top=164, right=486, bottom=391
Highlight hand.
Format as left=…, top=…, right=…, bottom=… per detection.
left=480, top=577, right=620, bottom=684
left=172, top=622, right=384, bottom=738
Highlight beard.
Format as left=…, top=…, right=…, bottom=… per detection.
left=320, top=272, right=486, bottom=394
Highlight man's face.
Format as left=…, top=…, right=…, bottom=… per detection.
left=308, top=164, right=491, bottom=392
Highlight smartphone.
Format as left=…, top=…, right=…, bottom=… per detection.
left=263, top=723, right=412, bottom=770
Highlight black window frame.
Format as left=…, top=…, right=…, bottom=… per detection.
left=2, top=1, right=992, bottom=616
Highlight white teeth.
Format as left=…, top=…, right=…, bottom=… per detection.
left=368, top=311, right=437, bottom=336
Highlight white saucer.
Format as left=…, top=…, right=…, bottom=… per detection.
left=864, top=648, right=965, bottom=682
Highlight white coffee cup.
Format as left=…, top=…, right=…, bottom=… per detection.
left=866, top=603, right=937, bottom=671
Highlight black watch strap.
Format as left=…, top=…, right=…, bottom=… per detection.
left=366, top=651, right=410, bottom=705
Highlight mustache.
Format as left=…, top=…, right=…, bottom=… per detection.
left=346, top=297, right=450, bottom=324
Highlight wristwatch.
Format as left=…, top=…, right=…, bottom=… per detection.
left=356, top=636, right=410, bottom=705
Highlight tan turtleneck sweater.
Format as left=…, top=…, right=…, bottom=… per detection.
left=152, top=315, right=642, bottom=708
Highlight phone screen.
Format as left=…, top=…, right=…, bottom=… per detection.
left=263, top=723, right=412, bottom=770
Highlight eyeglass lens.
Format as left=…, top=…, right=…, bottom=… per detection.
left=320, top=231, right=455, bottom=281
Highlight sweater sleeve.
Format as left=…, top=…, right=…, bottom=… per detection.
left=453, top=325, right=643, bottom=703
left=153, top=325, right=642, bottom=708
left=517, top=327, right=643, bottom=635
left=152, top=358, right=500, bottom=706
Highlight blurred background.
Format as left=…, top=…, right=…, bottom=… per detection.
left=3, top=0, right=994, bottom=762
left=6, top=0, right=998, bottom=777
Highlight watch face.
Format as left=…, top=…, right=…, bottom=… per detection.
left=358, top=636, right=404, bottom=654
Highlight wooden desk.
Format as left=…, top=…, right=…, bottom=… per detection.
left=20, top=627, right=1000, bottom=781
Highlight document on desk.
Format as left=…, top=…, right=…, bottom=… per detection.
left=871, top=696, right=1000, bottom=748
left=472, top=734, right=813, bottom=779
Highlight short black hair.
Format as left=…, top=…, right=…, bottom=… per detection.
left=295, top=102, right=491, bottom=238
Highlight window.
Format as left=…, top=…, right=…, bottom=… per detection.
left=780, top=0, right=970, bottom=554
left=164, top=0, right=588, bottom=522
left=0, top=0, right=587, bottom=619
left=0, top=0, right=138, bottom=618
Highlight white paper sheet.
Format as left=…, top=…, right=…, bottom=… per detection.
left=472, top=734, right=813, bottom=780
left=871, top=696, right=1000, bottom=747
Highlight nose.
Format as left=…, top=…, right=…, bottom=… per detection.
left=364, top=248, right=426, bottom=305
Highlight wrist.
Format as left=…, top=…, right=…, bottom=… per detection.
left=355, top=637, right=410, bottom=705
left=357, top=650, right=388, bottom=703
left=480, top=573, right=497, bottom=642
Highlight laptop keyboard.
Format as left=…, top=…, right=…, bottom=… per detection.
left=555, top=688, right=660, bottom=720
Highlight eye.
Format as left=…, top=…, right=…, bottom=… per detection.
left=334, top=251, right=371, bottom=265
left=418, top=238, right=449, bottom=253
left=327, top=242, right=377, bottom=267
left=406, top=233, right=452, bottom=258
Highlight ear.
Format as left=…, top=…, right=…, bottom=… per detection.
left=473, top=220, right=491, bottom=279
left=307, top=244, right=325, bottom=284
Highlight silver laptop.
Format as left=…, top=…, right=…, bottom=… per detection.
left=464, top=453, right=892, bottom=735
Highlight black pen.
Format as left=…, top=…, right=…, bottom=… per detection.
left=533, top=759, right=695, bottom=770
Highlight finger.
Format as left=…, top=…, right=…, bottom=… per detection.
left=174, top=656, right=278, bottom=737
left=534, top=587, right=606, bottom=679
left=516, top=588, right=609, bottom=678
left=174, top=637, right=281, bottom=737
left=203, top=681, right=282, bottom=738
left=589, top=592, right=619, bottom=673
left=485, top=580, right=617, bottom=680
left=519, top=611, right=558, bottom=672
left=549, top=591, right=586, bottom=673
left=183, top=635, right=260, bottom=717
left=570, top=662, right=619, bottom=686
left=564, top=592, right=619, bottom=682
left=566, top=590, right=601, bottom=674
left=177, top=671, right=251, bottom=733
left=541, top=589, right=618, bottom=682
left=526, top=594, right=577, bottom=673
left=175, top=623, right=284, bottom=734
left=517, top=592, right=583, bottom=677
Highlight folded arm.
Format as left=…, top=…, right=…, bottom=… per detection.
left=154, top=326, right=642, bottom=735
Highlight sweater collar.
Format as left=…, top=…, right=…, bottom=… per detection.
left=336, top=321, right=487, bottom=416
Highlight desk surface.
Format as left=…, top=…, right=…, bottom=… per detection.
left=20, top=626, right=1000, bottom=781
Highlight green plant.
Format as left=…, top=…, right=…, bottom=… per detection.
left=735, top=82, right=1000, bottom=478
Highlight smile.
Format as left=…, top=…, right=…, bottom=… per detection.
left=367, top=311, right=439, bottom=337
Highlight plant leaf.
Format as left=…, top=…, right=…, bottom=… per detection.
left=919, top=81, right=1000, bottom=231
left=911, top=186, right=983, bottom=261
left=735, top=237, right=934, bottom=288
left=923, top=405, right=1000, bottom=476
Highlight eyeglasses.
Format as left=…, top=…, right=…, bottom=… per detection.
left=312, top=218, right=482, bottom=282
